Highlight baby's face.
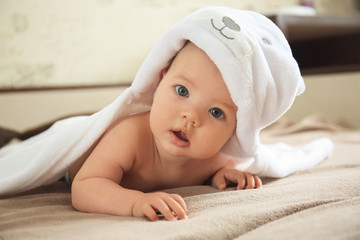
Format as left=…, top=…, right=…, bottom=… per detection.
left=150, top=42, right=237, bottom=160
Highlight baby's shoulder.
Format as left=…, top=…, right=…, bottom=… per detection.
left=112, top=111, right=149, bottom=130
left=106, top=111, right=151, bottom=142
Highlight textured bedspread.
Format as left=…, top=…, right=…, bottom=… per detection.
left=0, top=116, right=359, bottom=240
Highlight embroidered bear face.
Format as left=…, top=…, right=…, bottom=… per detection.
left=211, top=16, right=241, bottom=40
left=184, top=9, right=255, bottom=61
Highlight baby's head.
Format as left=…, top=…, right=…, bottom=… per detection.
left=150, top=42, right=237, bottom=160
left=131, top=7, right=304, bottom=159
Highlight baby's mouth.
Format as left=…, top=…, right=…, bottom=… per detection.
left=169, top=129, right=190, bottom=147
left=172, top=130, right=189, bottom=142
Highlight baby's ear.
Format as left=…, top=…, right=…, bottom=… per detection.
left=157, top=68, right=168, bottom=87
left=159, top=68, right=168, bottom=81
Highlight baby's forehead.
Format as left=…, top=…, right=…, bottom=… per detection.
left=176, top=42, right=235, bottom=95
left=171, top=45, right=221, bottom=80
left=171, top=42, right=221, bottom=78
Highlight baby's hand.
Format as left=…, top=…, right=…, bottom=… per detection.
left=212, top=168, right=262, bottom=190
left=132, top=192, right=187, bottom=221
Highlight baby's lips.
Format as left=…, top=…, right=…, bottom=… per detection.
left=174, top=130, right=188, bottom=142
left=169, top=130, right=190, bottom=147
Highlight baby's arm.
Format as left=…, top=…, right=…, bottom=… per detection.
left=72, top=177, right=186, bottom=221
left=71, top=117, right=187, bottom=221
left=211, top=154, right=262, bottom=190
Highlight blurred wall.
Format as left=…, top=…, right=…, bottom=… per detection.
left=0, top=0, right=300, bottom=88
left=284, top=72, right=360, bottom=128
left=1, top=0, right=358, bottom=88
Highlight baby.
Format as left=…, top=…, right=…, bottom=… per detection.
left=70, top=42, right=262, bottom=221
left=0, top=6, right=331, bottom=223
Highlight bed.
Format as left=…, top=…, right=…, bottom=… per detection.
left=1, top=115, right=359, bottom=240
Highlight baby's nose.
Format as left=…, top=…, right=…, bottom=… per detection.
left=181, top=111, right=201, bottom=128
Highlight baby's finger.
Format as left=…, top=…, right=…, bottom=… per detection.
left=235, top=173, right=246, bottom=190
left=151, top=200, right=177, bottom=221
left=170, top=194, right=188, bottom=212
left=213, top=174, right=227, bottom=190
left=164, top=196, right=187, bottom=220
left=245, top=173, right=255, bottom=189
left=254, top=175, right=262, bottom=189
left=142, top=204, right=159, bottom=221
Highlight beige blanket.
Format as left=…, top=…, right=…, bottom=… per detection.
left=1, top=115, right=359, bottom=240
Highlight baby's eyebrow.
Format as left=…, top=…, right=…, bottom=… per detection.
left=218, top=101, right=237, bottom=113
left=176, top=74, right=197, bottom=89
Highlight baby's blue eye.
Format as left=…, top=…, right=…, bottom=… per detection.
left=175, top=85, right=189, bottom=98
left=210, top=108, right=224, bottom=119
